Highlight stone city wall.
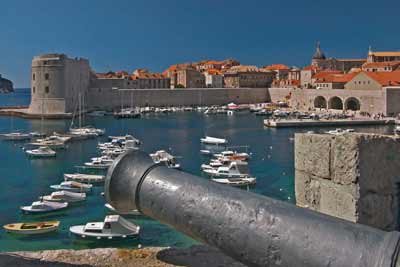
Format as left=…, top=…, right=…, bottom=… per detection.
left=295, top=133, right=400, bottom=231
left=86, top=88, right=269, bottom=110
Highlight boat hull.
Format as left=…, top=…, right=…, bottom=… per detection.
left=3, top=221, right=60, bottom=235
left=69, top=226, right=139, bottom=239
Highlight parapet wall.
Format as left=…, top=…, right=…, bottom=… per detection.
left=295, top=133, right=400, bottom=231
left=86, top=88, right=269, bottom=110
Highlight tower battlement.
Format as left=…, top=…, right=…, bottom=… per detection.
left=28, top=54, right=90, bottom=114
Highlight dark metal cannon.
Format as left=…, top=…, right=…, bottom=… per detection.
left=105, top=150, right=400, bottom=267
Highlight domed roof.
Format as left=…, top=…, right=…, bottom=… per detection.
left=312, top=42, right=326, bottom=60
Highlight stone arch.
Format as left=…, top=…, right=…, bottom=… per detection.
left=314, top=96, right=327, bottom=109
left=328, top=96, right=343, bottom=110
left=345, top=97, right=361, bottom=111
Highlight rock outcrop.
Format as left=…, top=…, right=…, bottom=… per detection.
left=0, top=74, right=14, bottom=93
left=0, top=246, right=245, bottom=267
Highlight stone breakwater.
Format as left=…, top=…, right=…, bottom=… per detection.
left=0, top=246, right=245, bottom=267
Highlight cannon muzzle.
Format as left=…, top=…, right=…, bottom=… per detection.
left=105, top=150, right=400, bottom=267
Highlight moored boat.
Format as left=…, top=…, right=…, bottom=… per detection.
left=50, top=181, right=92, bottom=193
left=69, top=215, right=140, bottom=239
left=0, top=132, right=31, bottom=141
left=200, top=136, right=228, bottom=145
left=203, top=161, right=250, bottom=178
left=42, top=191, right=86, bottom=203
left=211, top=177, right=257, bottom=187
left=25, top=146, right=56, bottom=157
left=3, top=221, right=60, bottom=235
left=64, top=173, right=105, bottom=184
left=21, top=201, right=68, bottom=214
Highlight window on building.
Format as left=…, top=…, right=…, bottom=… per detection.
left=45, top=73, right=49, bottom=80
left=32, top=73, right=35, bottom=81
left=32, top=87, right=35, bottom=93
left=45, top=86, right=49, bottom=94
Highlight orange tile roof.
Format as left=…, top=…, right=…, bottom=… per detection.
left=205, top=68, right=222, bottom=75
left=303, top=65, right=320, bottom=71
left=364, top=71, right=400, bottom=86
left=315, top=73, right=357, bottom=83
left=362, top=61, right=400, bottom=69
left=370, top=52, right=400, bottom=57
left=264, top=64, right=290, bottom=71
left=312, top=71, right=342, bottom=79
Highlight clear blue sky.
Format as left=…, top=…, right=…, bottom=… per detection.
left=1, top=0, right=399, bottom=87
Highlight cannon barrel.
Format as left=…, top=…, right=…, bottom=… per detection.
left=105, top=150, right=400, bottom=267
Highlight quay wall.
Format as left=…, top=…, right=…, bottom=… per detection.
left=295, top=133, right=400, bottom=231
left=86, top=88, right=269, bottom=110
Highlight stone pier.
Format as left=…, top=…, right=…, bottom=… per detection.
left=295, top=133, right=400, bottom=231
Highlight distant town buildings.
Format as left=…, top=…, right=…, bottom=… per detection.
left=224, top=65, right=275, bottom=88
left=311, top=42, right=366, bottom=72
left=94, top=69, right=170, bottom=89
left=367, top=49, right=400, bottom=63
left=204, top=69, right=223, bottom=88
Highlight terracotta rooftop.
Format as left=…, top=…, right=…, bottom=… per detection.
left=312, top=71, right=343, bottom=79
left=362, top=61, right=400, bottom=69
left=369, top=52, right=400, bottom=57
left=264, top=64, right=290, bottom=71
left=315, top=73, right=358, bottom=83
left=205, top=68, right=222, bottom=75
left=364, top=70, right=400, bottom=86
left=303, top=65, right=320, bottom=71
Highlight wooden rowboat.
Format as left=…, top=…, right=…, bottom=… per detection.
left=3, top=221, right=60, bottom=235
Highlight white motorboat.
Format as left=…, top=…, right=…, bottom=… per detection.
left=69, top=215, right=140, bottom=239
left=211, top=177, right=257, bottom=187
left=21, top=201, right=68, bottom=213
left=214, top=150, right=250, bottom=161
left=104, top=204, right=141, bottom=216
left=203, top=161, right=249, bottom=178
left=50, top=181, right=92, bottom=193
left=200, top=149, right=212, bottom=155
left=28, top=140, right=66, bottom=149
left=84, top=158, right=113, bottom=169
left=108, top=135, right=141, bottom=146
left=200, top=136, right=228, bottom=145
left=0, top=132, right=31, bottom=141
left=42, top=191, right=86, bottom=203
left=150, top=150, right=181, bottom=169
left=64, top=173, right=105, bottom=184
left=29, top=132, right=46, bottom=138
left=25, top=146, right=56, bottom=157
left=325, top=128, right=355, bottom=135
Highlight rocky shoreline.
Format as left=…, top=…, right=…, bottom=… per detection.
left=0, top=246, right=245, bottom=267
left=0, top=74, right=13, bottom=93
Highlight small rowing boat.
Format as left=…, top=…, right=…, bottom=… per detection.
left=3, top=221, right=60, bottom=235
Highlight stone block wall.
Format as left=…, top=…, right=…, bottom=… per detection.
left=295, top=133, right=400, bottom=231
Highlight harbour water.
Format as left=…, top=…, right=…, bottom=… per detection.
left=0, top=89, right=395, bottom=252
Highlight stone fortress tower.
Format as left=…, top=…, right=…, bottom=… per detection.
left=28, top=54, right=90, bottom=114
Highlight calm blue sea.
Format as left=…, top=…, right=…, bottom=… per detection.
left=0, top=89, right=394, bottom=252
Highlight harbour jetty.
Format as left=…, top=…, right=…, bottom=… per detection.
left=264, top=118, right=395, bottom=128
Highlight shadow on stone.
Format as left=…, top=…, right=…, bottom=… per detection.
left=0, top=254, right=93, bottom=267
left=156, top=245, right=246, bottom=267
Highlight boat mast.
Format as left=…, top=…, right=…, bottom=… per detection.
left=41, top=98, right=44, bottom=134
left=78, top=92, right=82, bottom=128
